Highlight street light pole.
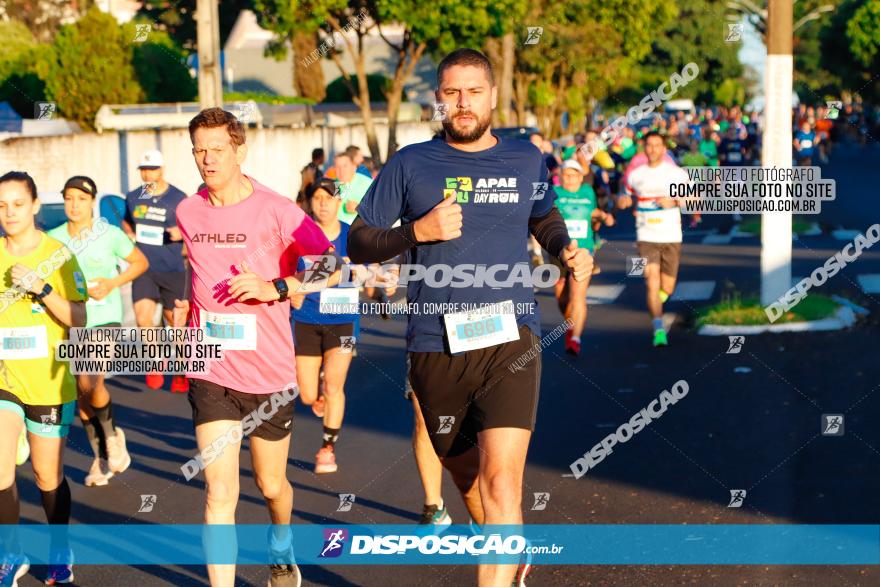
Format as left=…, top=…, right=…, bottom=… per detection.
left=760, top=0, right=793, bottom=306
left=197, top=0, right=223, bottom=109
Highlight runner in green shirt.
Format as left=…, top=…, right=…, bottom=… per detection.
left=554, top=160, right=614, bottom=356
left=48, top=176, right=149, bottom=488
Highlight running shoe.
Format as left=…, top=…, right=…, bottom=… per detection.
left=84, top=457, right=113, bottom=487
left=145, top=372, right=164, bottom=390
left=44, top=548, right=73, bottom=585
left=267, top=529, right=301, bottom=587
left=311, top=395, right=325, bottom=418
left=564, top=334, right=581, bottom=356
left=314, top=446, right=337, bottom=474
left=418, top=502, right=452, bottom=530
left=106, top=428, right=131, bottom=474
left=0, top=552, right=29, bottom=587
left=653, top=330, right=668, bottom=347
left=15, top=428, right=29, bottom=466
left=170, top=375, right=189, bottom=393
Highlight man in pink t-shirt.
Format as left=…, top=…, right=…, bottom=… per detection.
left=173, top=107, right=337, bottom=587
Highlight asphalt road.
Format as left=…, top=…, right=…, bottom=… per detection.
left=13, top=138, right=880, bottom=586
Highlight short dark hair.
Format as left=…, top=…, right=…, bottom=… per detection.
left=311, top=148, right=325, bottom=161
left=437, top=48, right=495, bottom=87
left=0, top=171, right=38, bottom=201
left=344, top=145, right=361, bottom=158
left=644, top=130, right=665, bottom=144
left=189, top=107, right=246, bottom=148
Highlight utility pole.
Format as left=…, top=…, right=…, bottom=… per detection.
left=760, top=0, right=793, bottom=306
left=196, top=0, right=223, bottom=109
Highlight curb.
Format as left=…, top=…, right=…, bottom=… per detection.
left=698, top=306, right=860, bottom=336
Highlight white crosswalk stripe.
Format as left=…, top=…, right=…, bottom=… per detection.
left=586, top=284, right=626, bottom=305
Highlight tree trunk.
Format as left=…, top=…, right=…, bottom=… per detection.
left=484, top=37, right=503, bottom=127
left=498, top=32, right=515, bottom=126
left=353, top=35, right=381, bottom=163
left=551, top=74, right=568, bottom=138
left=292, top=30, right=326, bottom=102
left=513, top=71, right=530, bottom=126
left=386, top=36, right=426, bottom=161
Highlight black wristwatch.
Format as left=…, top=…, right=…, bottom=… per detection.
left=272, top=278, right=289, bottom=302
left=33, top=283, right=53, bottom=301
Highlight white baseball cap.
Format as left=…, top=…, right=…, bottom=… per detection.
left=561, top=159, right=584, bottom=174
left=138, top=149, right=164, bottom=169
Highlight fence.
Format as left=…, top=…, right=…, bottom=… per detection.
left=0, top=121, right=435, bottom=198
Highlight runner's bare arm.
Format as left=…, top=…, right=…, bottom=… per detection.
left=12, top=265, right=87, bottom=328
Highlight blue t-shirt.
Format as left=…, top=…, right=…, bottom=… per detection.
left=292, top=222, right=358, bottom=325
left=795, top=130, right=816, bottom=157
left=124, top=184, right=187, bottom=272
left=356, top=136, right=556, bottom=353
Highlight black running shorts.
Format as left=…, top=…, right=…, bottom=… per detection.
left=132, top=270, right=187, bottom=308
left=293, top=321, right=355, bottom=357
left=188, top=378, right=295, bottom=441
left=408, top=325, right=541, bottom=458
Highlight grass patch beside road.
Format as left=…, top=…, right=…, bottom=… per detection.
left=696, top=294, right=840, bottom=326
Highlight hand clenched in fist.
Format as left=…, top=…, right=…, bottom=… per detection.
left=560, top=240, right=593, bottom=282
left=413, top=195, right=463, bottom=243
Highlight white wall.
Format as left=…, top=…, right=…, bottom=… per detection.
left=0, top=122, right=435, bottom=198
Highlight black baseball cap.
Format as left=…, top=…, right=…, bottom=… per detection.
left=62, top=176, right=97, bottom=197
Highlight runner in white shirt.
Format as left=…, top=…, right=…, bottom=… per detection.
left=619, top=131, right=689, bottom=347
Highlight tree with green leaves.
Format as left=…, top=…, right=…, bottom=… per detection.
left=126, top=20, right=198, bottom=103
left=138, top=0, right=254, bottom=50
left=36, top=7, right=143, bottom=130
left=637, top=0, right=743, bottom=105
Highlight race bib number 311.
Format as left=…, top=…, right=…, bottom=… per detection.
left=202, top=311, right=257, bottom=350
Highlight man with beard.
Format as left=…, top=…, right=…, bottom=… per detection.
left=348, top=48, right=592, bottom=586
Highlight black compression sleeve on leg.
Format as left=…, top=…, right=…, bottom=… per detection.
left=347, top=217, right=419, bottom=264
left=528, top=207, right=571, bottom=260
left=0, top=483, right=20, bottom=525
left=92, top=400, right=116, bottom=438
left=40, top=478, right=71, bottom=525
